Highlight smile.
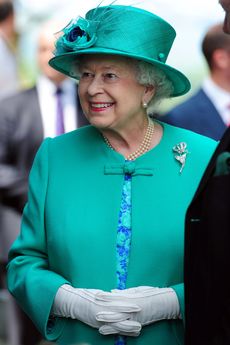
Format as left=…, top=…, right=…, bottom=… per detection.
left=90, top=102, right=114, bottom=110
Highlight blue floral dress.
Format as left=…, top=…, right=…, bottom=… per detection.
left=115, top=173, right=132, bottom=345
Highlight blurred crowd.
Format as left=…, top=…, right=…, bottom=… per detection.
left=0, top=1, right=87, bottom=344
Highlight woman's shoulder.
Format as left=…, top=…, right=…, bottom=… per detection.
left=34, top=125, right=102, bottom=162
left=47, top=125, right=101, bottom=149
left=54, top=125, right=98, bottom=142
left=160, top=121, right=218, bottom=155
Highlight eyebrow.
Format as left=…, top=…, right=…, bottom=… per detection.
left=80, top=64, right=121, bottom=70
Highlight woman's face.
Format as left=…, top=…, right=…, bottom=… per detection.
left=78, top=54, right=154, bottom=131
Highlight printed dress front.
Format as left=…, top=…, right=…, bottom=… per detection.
left=115, top=173, right=132, bottom=345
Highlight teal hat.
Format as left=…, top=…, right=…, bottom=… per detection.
left=49, top=5, right=190, bottom=97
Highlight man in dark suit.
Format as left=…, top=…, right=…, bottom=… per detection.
left=0, top=20, right=87, bottom=345
left=184, top=2, right=230, bottom=344
left=161, top=23, right=230, bottom=141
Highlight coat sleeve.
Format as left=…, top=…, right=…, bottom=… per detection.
left=6, top=138, right=70, bottom=341
left=171, top=283, right=185, bottom=321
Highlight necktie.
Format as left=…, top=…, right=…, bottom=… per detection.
left=55, top=87, right=65, bottom=135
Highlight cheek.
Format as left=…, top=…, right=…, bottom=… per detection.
left=78, top=84, right=86, bottom=102
left=124, top=83, right=145, bottom=102
left=78, top=88, right=88, bottom=113
left=78, top=82, right=83, bottom=96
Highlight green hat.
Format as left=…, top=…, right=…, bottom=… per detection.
left=49, top=5, right=190, bottom=97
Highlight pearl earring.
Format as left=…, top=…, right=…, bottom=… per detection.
left=143, top=102, right=148, bottom=109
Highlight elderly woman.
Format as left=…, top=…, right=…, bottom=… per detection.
left=7, top=4, right=217, bottom=345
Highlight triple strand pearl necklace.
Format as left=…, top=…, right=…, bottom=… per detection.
left=102, top=117, right=155, bottom=161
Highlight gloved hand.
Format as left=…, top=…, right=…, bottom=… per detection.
left=99, top=320, right=142, bottom=337
left=52, top=284, right=142, bottom=336
left=96, top=286, right=180, bottom=326
left=99, top=319, right=141, bottom=337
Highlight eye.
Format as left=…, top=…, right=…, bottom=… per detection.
left=103, top=73, right=118, bottom=81
left=80, top=72, right=94, bottom=80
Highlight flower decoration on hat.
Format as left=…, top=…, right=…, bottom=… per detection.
left=55, top=16, right=97, bottom=54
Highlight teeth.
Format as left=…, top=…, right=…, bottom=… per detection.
left=91, top=103, right=112, bottom=108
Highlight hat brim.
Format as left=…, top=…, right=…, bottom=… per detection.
left=49, top=48, right=190, bottom=97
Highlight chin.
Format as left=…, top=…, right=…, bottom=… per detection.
left=90, top=121, right=110, bottom=130
left=87, top=116, right=111, bottom=129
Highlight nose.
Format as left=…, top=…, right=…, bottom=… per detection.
left=87, top=75, right=104, bottom=96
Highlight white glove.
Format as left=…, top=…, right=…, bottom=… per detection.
left=96, top=286, right=180, bottom=326
left=99, top=319, right=141, bottom=337
left=52, top=284, right=142, bottom=336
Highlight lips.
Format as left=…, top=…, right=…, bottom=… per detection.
left=90, top=102, right=114, bottom=111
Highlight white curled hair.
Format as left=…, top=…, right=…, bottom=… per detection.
left=135, top=60, right=174, bottom=112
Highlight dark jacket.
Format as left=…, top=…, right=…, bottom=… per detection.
left=161, top=88, right=227, bottom=140
left=0, top=85, right=87, bottom=261
left=184, top=126, right=230, bottom=345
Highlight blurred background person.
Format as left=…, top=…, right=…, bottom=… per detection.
left=161, top=22, right=230, bottom=140
left=0, top=0, right=21, bottom=100
left=0, top=19, right=86, bottom=345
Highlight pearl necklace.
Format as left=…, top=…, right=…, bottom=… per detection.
left=102, top=117, right=155, bottom=161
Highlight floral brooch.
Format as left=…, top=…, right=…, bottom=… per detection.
left=55, top=17, right=97, bottom=54
left=173, top=142, right=189, bottom=173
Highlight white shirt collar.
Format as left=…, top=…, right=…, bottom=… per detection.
left=202, top=76, right=230, bottom=124
left=37, top=75, right=78, bottom=138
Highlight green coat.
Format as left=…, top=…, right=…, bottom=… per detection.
left=7, top=123, right=217, bottom=345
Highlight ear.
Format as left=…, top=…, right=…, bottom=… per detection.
left=142, top=85, right=155, bottom=104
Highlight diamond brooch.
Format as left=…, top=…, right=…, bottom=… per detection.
left=173, top=142, right=189, bottom=173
